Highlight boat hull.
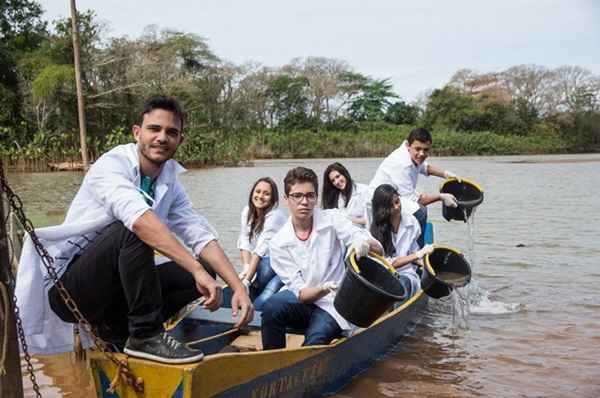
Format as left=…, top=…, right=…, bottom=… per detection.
left=90, top=291, right=427, bottom=398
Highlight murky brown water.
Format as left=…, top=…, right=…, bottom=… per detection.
left=8, top=153, right=600, bottom=397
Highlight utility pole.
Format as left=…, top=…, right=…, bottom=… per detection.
left=70, top=0, right=90, bottom=170
left=0, top=172, right=24, bottom=397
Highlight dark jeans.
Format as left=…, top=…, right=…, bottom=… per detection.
left=261, top=290, right=342, bottom=350
left=48, top=222, right=202, bottom=341
left=251, top=257, right=283, bottom=311
left=412, top=205, right=428, bottom=248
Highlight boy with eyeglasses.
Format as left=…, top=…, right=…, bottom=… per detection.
left=261, top=167, right=382, bottom=349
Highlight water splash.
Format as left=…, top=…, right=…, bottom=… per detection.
left=445, top=207, right=478, bottom=331
left=449, top=288, right=470, bottom=330
left=467, top=283, right=523, bottom=315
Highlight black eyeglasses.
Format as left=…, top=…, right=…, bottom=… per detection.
left=287, top=192, right=317, bottom=203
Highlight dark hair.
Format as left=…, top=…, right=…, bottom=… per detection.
left=283, top=167, right=318, bottom=196
left=406, top=127, right=432, bottom=144
left=322, top=162, right=355, bottom=209
left=369, top=184, right=400, bottom=257
left=247, top=177, right=279, bottom=241
left=139, top=96, right=185, bottom=131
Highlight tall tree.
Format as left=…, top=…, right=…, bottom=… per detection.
left=0, top=0, right=47, bottom=127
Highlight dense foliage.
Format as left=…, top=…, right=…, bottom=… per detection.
left=1, top=3, right=599, bottom=169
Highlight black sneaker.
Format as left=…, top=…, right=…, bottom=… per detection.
left=124, top=332, right=204, bottom=364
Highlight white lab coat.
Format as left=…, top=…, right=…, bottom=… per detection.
left=387, top=212, right=422, bottom=296
left=368, top=141, right=429, bottom=215
left=269, top=208, right=375, bottom=331
left=15, top=143, right=218, bottom=354
left=237, top=206, right=287, bottom=257
left=337, top=183, right=369, bottom=224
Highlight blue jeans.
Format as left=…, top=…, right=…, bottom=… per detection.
left=412, top=205, right=428, bottom=248
left=251, top=257, right=283, bottom=310
left=261, top=290, right=342, bottom=350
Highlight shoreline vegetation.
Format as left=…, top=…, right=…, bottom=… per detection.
left=2, top=125, right=594, bottom=173
left=2, top=4, right=599, bottom=172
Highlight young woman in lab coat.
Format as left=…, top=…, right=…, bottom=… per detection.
left=321, top=162, right=368, bottom=226
left=237, top=177, right=287, bottom=310
left=369, top=184, right=433, bottom=297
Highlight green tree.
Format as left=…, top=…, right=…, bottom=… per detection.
left=385, top=101, right=419, bottom=125
left=345, top=76, right=398, bottom=122
left=421, top=86, right=475, bottom=129
left=266, top=74, right=311, bottom=130
left=0, top=0, right=47, bottom=129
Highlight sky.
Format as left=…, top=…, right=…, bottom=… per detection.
left=39, top=0, right=600, bottom=101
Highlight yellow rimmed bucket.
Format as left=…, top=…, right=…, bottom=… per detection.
left=334, top=250, right=407, bottom=327
left=440, top=178, right=484, bottom=222
left=421, top=246, right=472, bottom=299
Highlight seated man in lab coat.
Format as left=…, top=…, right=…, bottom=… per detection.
left=261, top=167, right=382, bottom=350
left=367, top=127, right=461, bottom=246
left=15, top=96, right=253, bottom=364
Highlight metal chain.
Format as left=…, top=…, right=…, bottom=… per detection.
left=0, top=161, right=144, bottom=393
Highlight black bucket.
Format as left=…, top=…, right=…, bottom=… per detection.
left=421, top=246, right=472, bottom=299
left=440, top=178, right=484, bottom=222
left=334, top=252, right=408, bottom=328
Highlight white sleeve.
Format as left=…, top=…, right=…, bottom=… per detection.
left=236, top=207, right=253, bottom=252
left=269, top=243, right=306, bottom=298
left=330, top=209, right=370, bottom=249
left=86, top=153, right=150, bottom=230
left=253, top=210, right=286, bottom=257
left=347, top=184, right=368, bottom=219
left=166, top=181, right=218, bottom=256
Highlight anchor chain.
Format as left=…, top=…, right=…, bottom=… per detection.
left=0, top=161, right=144, bottom=394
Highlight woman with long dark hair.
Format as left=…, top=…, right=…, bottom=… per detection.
left=237, top=177, right=287, bottom=309
left=369, top=184, right=433, bottom=297
left=322, top=162, right=368, bottom=226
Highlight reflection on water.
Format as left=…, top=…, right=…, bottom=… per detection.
left=7, top=153, right=600, bottom=397
left=21, top=354, right=95, bottom=397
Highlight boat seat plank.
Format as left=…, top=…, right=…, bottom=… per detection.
left=186, top=307, right=263, bottom=328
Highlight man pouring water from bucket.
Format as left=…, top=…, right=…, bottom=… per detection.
left=366, top=128, right=461, bottom=246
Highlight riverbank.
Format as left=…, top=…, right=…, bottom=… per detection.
left=3, top=126, right=593, bottom=172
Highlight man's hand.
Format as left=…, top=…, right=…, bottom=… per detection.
left=230, top=288, right=254, bottom=328
left=193, top=269, right=223, bottom=311
left=368, top=237, right=384, bottom=255
left=443, top=170, right=461, bottom=182
left=439, top=193, right=458, bottom=208
left=351, top=236, right=370, bottom=259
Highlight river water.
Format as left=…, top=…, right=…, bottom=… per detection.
left=7, top=153, right=600, bottom=398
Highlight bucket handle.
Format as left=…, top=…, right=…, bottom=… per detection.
left=348, top=249, right=396, bottom=274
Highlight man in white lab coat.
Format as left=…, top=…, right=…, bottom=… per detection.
left=15, top=96, right=253, bottom=364
left=261, top=167, right=382, bottom=349
left=367, top=127, right=460, bottom=246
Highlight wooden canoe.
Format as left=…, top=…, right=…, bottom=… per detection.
left=89, top=290, right=427, bottom=398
